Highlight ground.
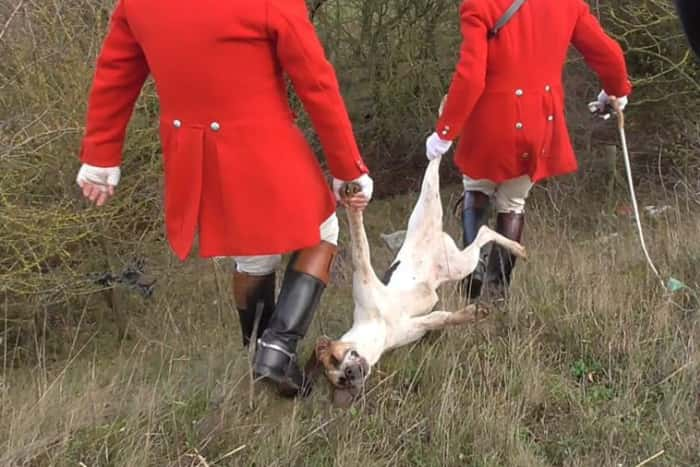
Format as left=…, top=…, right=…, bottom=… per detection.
left=1, top=181, right=698, bottom=467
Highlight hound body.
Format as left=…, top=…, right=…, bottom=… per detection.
left=314, top=159, right=525, bottom=394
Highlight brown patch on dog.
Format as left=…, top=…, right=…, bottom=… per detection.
left=303, top=341, right=325, bottom=386
left=310, top=338, right=363, bottom=407
left=313, top=336, right=335, bottom=371
left=314, top=337, right=353, bottom=370
left=303, top=336, right=341, bottom=392
left=312, top=337, right=363, bottom=392
left=329, top=340, right=353, bottom=362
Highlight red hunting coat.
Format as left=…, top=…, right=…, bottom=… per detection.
left=437, top=0, right=632, bottom=184
left=80, top=0, right=369, bottom=260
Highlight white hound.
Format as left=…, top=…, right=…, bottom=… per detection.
left=307, top=158, right=526, bottom=405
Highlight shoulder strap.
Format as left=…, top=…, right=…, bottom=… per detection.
left=488, top=0, right=527, bottom=40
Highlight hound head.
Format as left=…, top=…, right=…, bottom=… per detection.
left=308, top=337, right=370, bottom=406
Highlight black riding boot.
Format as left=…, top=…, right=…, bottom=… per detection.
left=253, top=241, right=336, bottom=398
left=484, top=211, right=524, bottom=300
left=461, top=191, right=491, bottom=298
left=233, top=271, right=276, bottom=348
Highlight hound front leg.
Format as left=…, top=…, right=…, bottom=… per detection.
left=411, top=304, right=490, bottom=332
left=345, top=208, right=384, bottom=288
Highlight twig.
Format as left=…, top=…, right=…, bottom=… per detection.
left=309, top=0, right=328, bottom=21
left=186, top=449, right=211, bottom=467
left=656, top=360, right=694, bottom=386
left=212, top=445, right=246, bottom=464
left=31, top=331, right=98, bottom=410
left=0, top=0, right=24, bottom=43
left=635, top=449, right=665, bottom=467
left=247, top=302, right=263, bottom=410
left=210, top=260, right=227, bottom=332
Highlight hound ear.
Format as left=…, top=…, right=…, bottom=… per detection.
left=329, top=340, right=352, bottom=362
left=314, top=336, right=336, bottom=371
left=304, top=337, right=331, bottom=384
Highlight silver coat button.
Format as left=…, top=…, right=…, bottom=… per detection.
left=545, top=85, right=551, bottom=92
left=210, top=122, right=221, bottom=132
left=515, top=122, right=524, bottom=130
left=515, top=89, right=524, bottom=96
left=521, top=152, right=529, bottom=159
left=173, top=119, right=182, bottom=128
left=547, top=115, right=554, bottom=121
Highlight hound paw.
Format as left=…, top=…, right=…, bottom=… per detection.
left=512, top=243, right=527, bottom=260
left=473, top=303, right=492, bottom=320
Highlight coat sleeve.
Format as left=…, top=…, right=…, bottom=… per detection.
left=266, top=0, right=368, bottom=181
left=571, top=1, right=631, bottom=98
left=79, top=0, right=150, bottom=167
left=435, top=1, right=489, bottom=141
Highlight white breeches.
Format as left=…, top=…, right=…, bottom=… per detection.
left=233, top=213, right=339, bottom=275
left=462, top=175, right=534, bottom=213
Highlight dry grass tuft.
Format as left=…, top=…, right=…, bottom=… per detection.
left=1, top=186, right=698, bottom=466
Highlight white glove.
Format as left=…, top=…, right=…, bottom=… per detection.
left=333, top=173, right=374, bottom=203
left=425, top=132, right=453, bottom=161
left=76, top=163, right=121, bottom=191
left=588, top=90, right=628, bottom=116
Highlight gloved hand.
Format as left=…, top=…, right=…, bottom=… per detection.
left=76, top=163, right=120, bottom=207
left=333, top=173, right=374, bottom=211
left=588, top=90, right=628, bottom=117
left=425, top=132, right=453, bottom=160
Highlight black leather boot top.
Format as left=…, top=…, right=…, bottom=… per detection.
left=254, top=269, right=326, bottom=396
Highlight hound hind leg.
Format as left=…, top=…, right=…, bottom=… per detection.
left=411, top=304, right=490, bottom=332
left=471, top=226, right=526, bottom=259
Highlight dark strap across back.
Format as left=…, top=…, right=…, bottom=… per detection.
left=488, top=0, right=527, bottom=39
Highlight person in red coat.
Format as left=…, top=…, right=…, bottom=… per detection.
left=76, top=0, right=373, bottom=396
left=425, top=0, right=632, bottom=300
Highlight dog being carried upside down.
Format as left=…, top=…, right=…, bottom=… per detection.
left=307, top=157, right=527, bottom=405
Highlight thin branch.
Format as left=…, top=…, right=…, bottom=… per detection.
left=635, top=450, right=665, bottom=467
left=309, top=0, right=328, bottom=21
left=0, top=0, right=25, bottom=43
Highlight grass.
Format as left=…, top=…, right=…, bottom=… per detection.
left=1, top=181, right=698, bottom=467
left=1, top=2, right=698, bottom=465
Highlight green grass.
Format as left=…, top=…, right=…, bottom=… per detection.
left=1, top=185, right=698, bottom=467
